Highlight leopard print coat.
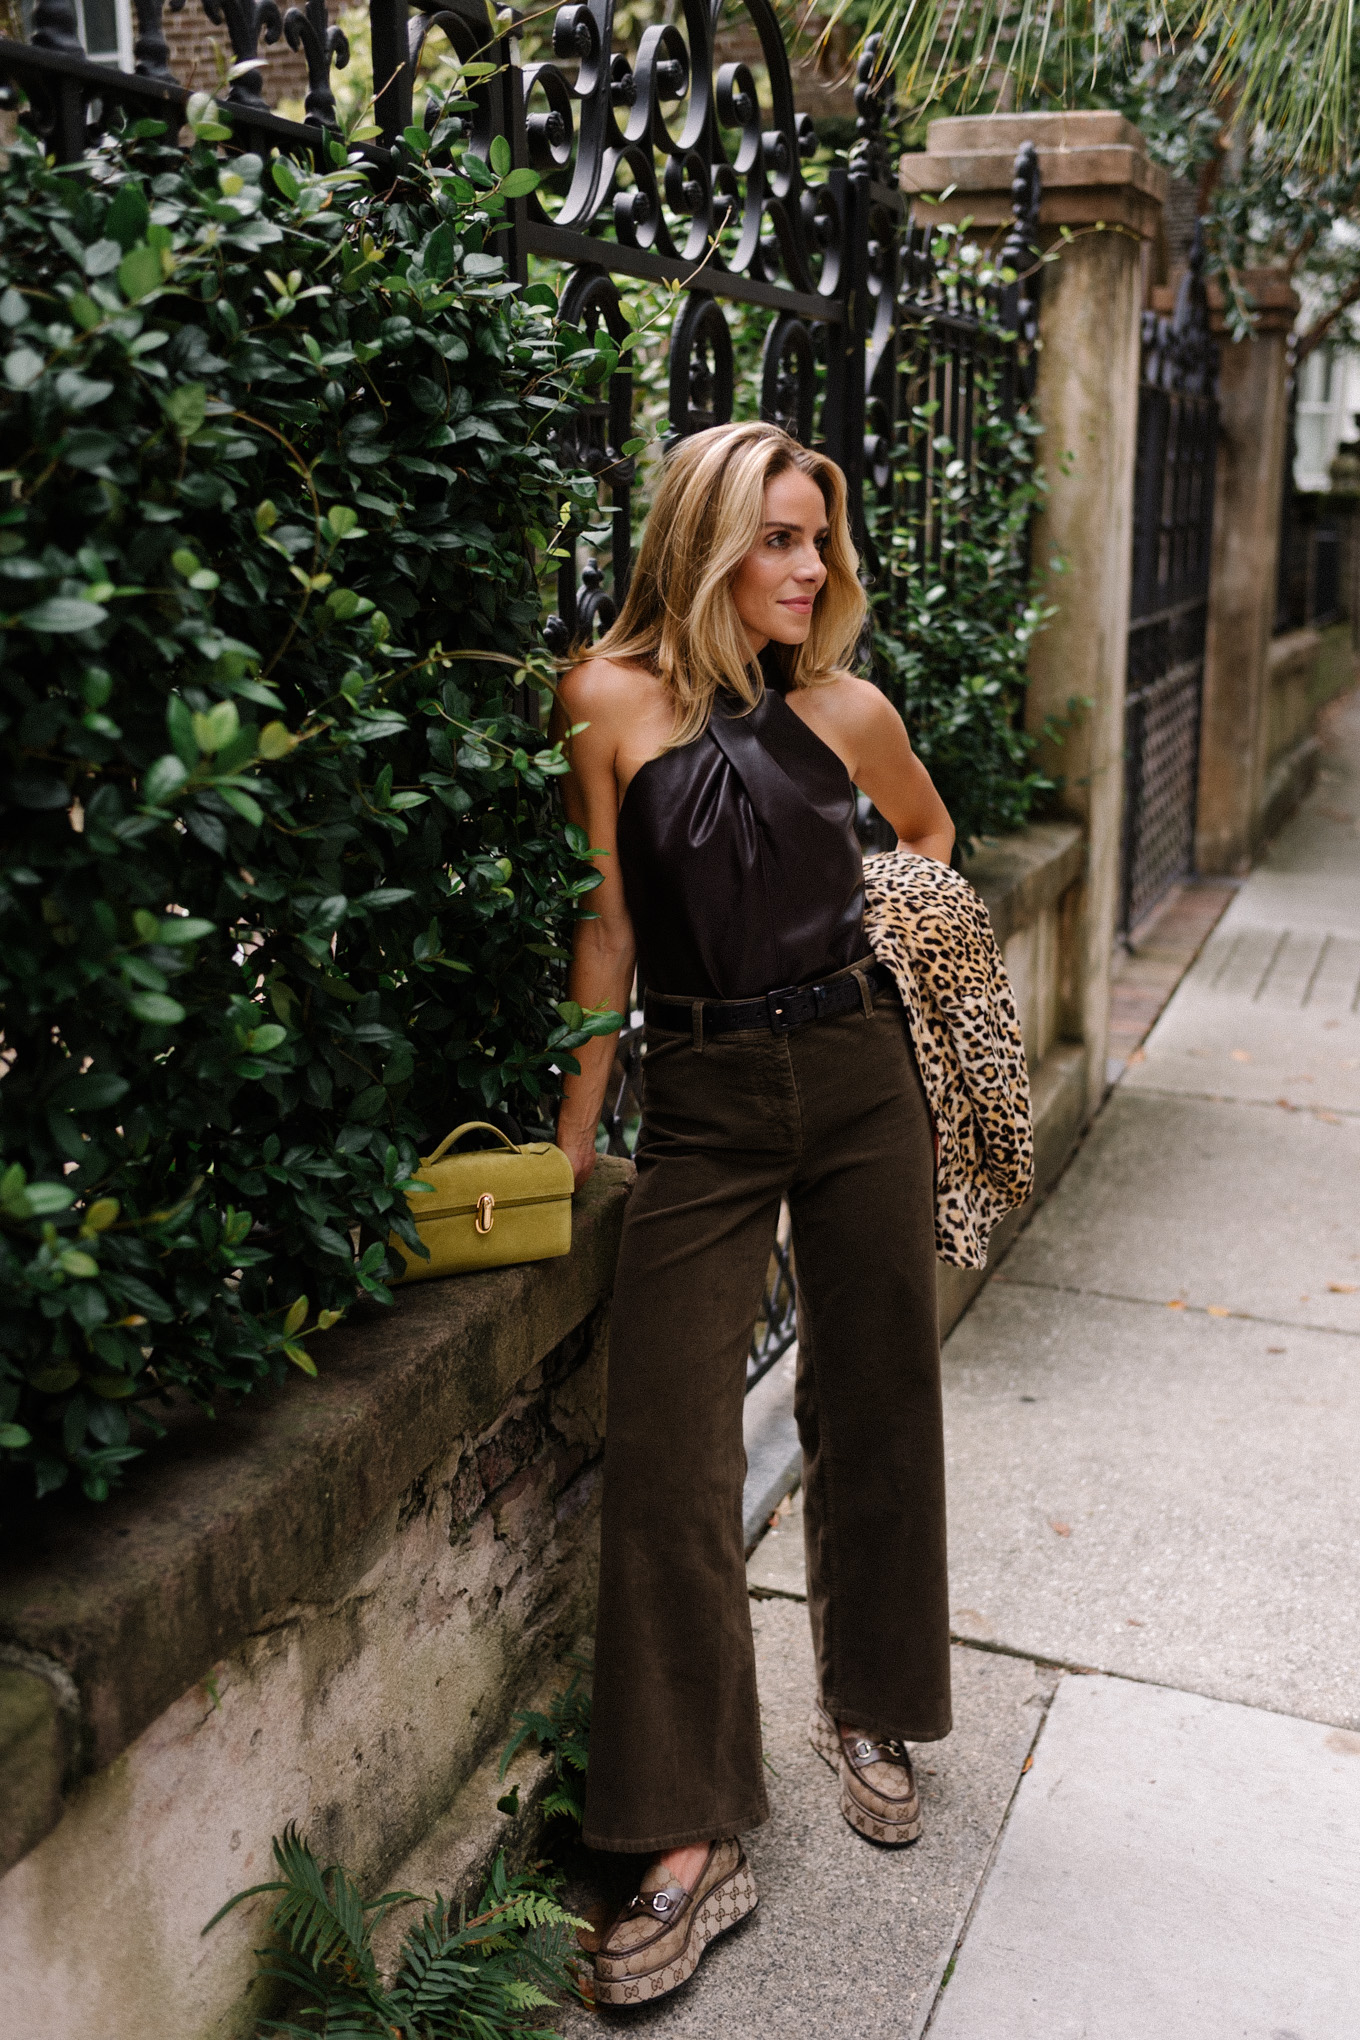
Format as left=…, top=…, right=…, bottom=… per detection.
left=863, top=848, right=1034, bottom=1268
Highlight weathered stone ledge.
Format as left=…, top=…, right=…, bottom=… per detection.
left=0, top=1159, right=633, bottom=1873
left=962, top=821, right=1085, bottom=952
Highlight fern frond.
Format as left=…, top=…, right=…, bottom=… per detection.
left=202, top=1877, right=290, bottom=1936
left=539, top=1790, right=584, bottom=1823
left=499, top=1677, right=592, bottom=1783
left=255, top=1828, right=377, bottom=1986
left=227, top=1826, right=583, bottom=2040
left=497, top=1709, right=552, bottom=1780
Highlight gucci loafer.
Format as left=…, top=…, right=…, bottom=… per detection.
left=809, top=1697, right=923, bottom=1846
left=592, top=1838, right=758, bottom=2007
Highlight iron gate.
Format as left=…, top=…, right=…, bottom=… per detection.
left=0, top=0, right=1041, bottom=1387
left=1121, top=229, right=1220, bottom=933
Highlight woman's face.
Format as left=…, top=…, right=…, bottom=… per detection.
left=729, top=467, right=830, bottom=654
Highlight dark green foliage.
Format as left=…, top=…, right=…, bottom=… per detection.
left=867, top=240, right=1056, bottom=848
left=205, top=1824, right=586, bottom=2038
left=498, top=1674, right=591, bottom=1828
left=0, top=113, right=618, bottom=1503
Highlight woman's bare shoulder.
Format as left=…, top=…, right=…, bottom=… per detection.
left=558, top=652, right=663, bottom=721
left=801, top=670, right=909, bottom=742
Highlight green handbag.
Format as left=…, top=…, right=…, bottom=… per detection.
left=390, top=1122, right=575, bottom=1282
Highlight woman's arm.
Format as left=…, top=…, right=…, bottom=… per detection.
left=550, top=667, right=638, bottom=1189
left=795, top=675, right=956, bottom=862
left=856, top=695, right=955, bottom=862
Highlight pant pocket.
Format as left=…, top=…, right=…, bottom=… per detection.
left=641, top=1028, right=801, bottom=1155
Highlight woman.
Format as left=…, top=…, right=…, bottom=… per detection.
left=553, top=420, right=955, bottom=2008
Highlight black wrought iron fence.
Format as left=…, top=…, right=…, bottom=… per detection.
left=866, top=140, right=1041, bottom=613
left=1120, top=226, right=1219, bottom=935
left=0, top=0, right=1041, bottom=1388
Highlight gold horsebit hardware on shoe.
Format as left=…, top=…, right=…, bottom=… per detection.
left=474, top=1192, right=495, bottom=1234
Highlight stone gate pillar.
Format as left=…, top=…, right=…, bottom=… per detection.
left=1188, top=272, right=1299, bottom=873
left=902, top=113, right=1167, bottom=1117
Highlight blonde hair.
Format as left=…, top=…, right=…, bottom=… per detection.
left=589, top=421, right=865, bottom=748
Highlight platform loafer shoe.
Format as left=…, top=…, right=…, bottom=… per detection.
left=592, top=1839, right=758, bottom=2007
left=809, top=1698, right=924, bottom=1846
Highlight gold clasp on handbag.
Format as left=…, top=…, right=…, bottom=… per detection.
left=474, top=1191, right=496, bottom=1235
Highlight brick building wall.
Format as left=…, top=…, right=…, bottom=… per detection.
left=163, top=1, right=309, bottom=108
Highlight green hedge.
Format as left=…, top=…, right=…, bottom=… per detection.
left=0, top=108, right=615, bottom=1502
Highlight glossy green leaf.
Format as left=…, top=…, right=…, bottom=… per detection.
left=49, top=1073, right=130, bottom=1112
left=19, top=597, right=107, bottom=633
left=17, top=1182, right=77, bottom=1217
left=156, top=915, right=215, bottom=945
left=142, top=754, right=189, bottom=806
left=193, top=699, right=239, bottom=752
left=129, top=992, right=186, bottom=1025
left=117, top=244, right=163, bottom=302
left=163, top=382, right=207, bottom=437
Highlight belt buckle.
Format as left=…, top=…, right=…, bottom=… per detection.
left=766, top=983, right=818, bottom=1032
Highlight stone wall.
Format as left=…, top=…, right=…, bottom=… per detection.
left=1256, top=622, right=1359, bottom=843
left=0, top=1162, right=632, bottom=2040
left=936, top=823, right=1089, bottom=1336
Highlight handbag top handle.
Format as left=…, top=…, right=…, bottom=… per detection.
left=422, top=1121, right=521, bottom=1167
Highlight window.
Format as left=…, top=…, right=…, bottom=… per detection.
left=76, top=0, right=133, bottom=66
left=1293, top=342, right=1360, bottom=494
left=21, top=0, right=133, bottom=68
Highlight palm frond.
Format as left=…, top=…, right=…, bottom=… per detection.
left=821, top=0, right=1360, bottom=172
left=1196, top=0, right=1356, bottom=167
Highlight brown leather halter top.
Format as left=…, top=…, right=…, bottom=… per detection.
left=616, top=662, right=867, bottom=1001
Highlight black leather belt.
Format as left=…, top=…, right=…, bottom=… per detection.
left=644, top=960, right=893, bottom=1038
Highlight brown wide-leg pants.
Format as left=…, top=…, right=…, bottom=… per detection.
left=582, top=971, right=951, bottom=1854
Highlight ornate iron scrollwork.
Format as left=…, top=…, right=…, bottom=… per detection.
left=850, top=32, right=896, bottom=186
left=543, top=267, right=635, bottom=658
left=518, top=0, right=844, bottom=301
left=668, top=292, right=733, bottom=438
left=201, top=0, right=285, bottom=109
left=760, top=312, right=815, bottom=442
left=283, top=0, right=349, bottom=128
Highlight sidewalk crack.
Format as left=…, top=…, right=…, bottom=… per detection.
left=990, top=1276, right=1360, bottom=1340
left=1121, top=1083, right=1360, bottom=1123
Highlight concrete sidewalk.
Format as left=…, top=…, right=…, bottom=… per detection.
left=566, top=688, right=1360, bottom=2036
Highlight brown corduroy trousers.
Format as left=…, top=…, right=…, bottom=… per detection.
left=582, top=971, right=952, bottom=1854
